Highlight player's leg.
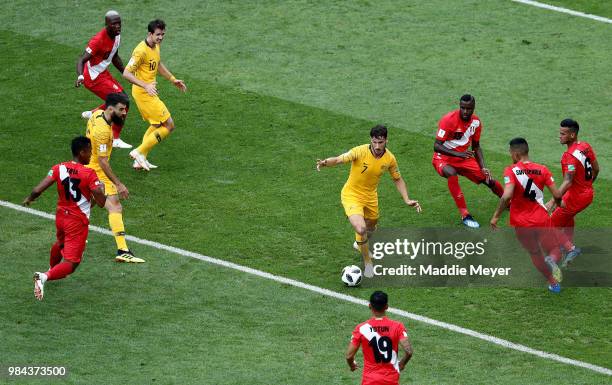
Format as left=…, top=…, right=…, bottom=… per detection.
left=130, top=96, right=172, bottom=169
left=515, top=227, right=559, bottom=291
left=105, top=194, right=144, bottom=263
left=348, top=214, right=374, bottom=278
left=50, top=219, right=64, bottom=268
left=459, top=157, right=504, bottom=197
left=550, top=204, right=581, bottom=267
left=434, top=159, right=478, bottom=227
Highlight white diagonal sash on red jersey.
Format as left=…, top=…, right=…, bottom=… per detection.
left=512, top=166, right=547, bottom=210
left=442, top=120, right=480, bottom=150
left=86, top=35, right=121, bottom=81
left=359, top=323, right=400, bottom=373
left=571, top=148, right=587, bottom=169
left=59, top=164, right=91, bottom=218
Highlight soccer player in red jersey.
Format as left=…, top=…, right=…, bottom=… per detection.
left=433, top=95, right=504, bottom=228
left=346, top=291, right=413, bottom=385
left=23, top=136, right=107, bottom=300
left=75, top=10, right=132, bottom=149
left=490, top=138, right=564, bottom=293
left=546, top=119, right=599, bottom=267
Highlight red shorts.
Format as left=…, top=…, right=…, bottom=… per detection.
left=55, top=210, right=89, bottom=263
left=432, top=154, right=486, bottom=183
left=551, top=191, right=593, bottom=227
left=84, top=69, right=124, bottom=100
left=362, top=374, right=398, bottom=385
left=514, top=225, right=560, bottom=257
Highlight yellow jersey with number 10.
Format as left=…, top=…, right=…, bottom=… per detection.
left=126, top=40, right=160, bottom=84
left=340, top=144, right=401, bottom=201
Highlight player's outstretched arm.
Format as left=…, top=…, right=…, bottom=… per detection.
left=398, top=336, right=413, bottom=371
left=23, top=176, right=55, bottom=206
left=316, top=156, right=343, bottom=171
left=159, top=62, right=187, bottom=92
left=490, top=183, right=514, bottom=229
left=75, top=50, right=93, bottom=87
left=345, top=342, right=359, bottom=371
left=393, top=177, right=421, bottom=212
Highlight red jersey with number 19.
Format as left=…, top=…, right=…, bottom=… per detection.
left=47, top=161, right=101, bottom=222
left=503, top=161, right=554, bottom=227
left=351, top=317, right=407, bottom=385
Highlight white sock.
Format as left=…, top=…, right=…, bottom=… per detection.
left=39, top=273, right=48, bottom=284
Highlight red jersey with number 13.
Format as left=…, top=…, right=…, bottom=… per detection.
left=351, top=317, right=407, bottom=385
left=503, top=161, right=554, bottom=227
left=47, top=161, right=101, bottom=222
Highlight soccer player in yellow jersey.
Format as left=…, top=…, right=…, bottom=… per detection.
left=316, top=125, right=421, bottom=277
left=123, top=19, right=187, bottom=171
left=86, top=93, right=145, bottom=263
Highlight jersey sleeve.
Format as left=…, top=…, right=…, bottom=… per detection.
left=47, top=164, right=59, bottom=183
left=350, top=324, right=362, bottom=347
left=436, top=116, right=454, bottom=140
left=397, top=322, right=408, bottom=342
left=388, top=154, right=401, bottom=180
left=561, top=152, right=579, bottom=175
left=93, top=125, right=112, bottom=158
left=340, top=146, right=361, bottom=164
left=125, top=46, right=144, bottom=74
left=542, top=166, right=555, bottom=186
left=85, top=33, right=101, bottom=55
left=472, top=121, right=482, bottom=142
left=503, top=167, right=515, bottom=185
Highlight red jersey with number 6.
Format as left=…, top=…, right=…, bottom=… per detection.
left=503, top=161, right=554, bottom=227
left=47, top=161, right=101, bottom=222
left=351, top=317, right=407, bottom=385
left=562, top=141, right=596, bottom=195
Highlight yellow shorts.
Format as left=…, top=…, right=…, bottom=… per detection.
left=132, top=88, right=171, bottom=125
left=341, top=197, right=379, bottom=220
left=96, top=171, right=117, bottom=196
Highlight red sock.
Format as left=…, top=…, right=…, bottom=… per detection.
left=45, top=261, right=75, bottom=281
left=49, top=242, right=63, bottom=268
left=447, top=175, right=469, bottom=217
left=491, top=180, right=504, bottom=197
left=530, top=254, right=555, bottom=284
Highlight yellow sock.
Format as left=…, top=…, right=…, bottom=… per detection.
left=355, top=233, right=372, bottom=264
left=137, top=126, right=170, bottom=156
left=140, top=125, right=157, bottom=156
left=109, top=212, right=128, bottom=251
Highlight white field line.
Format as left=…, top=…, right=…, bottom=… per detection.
left=1, top=199, right=610, bottom=376
left=511, top=0, right=612, bottom=24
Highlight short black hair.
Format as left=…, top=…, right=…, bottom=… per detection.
left=370, top=124, right=388, bottom=139
left=148, top=19, right=166, bottom=33
left=71, top=136, right=91, bottom=156
left=370, top=291, right=388, bottom=311
left=509, top=137, right=529, bottom=155
left=460, top=94, right=475, bottom=104
left=560, top=118, right=579, bottom=134
left=105, top=92, right=129, bottom=108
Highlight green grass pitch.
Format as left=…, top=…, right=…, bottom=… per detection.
left=1, top=1, right=610, bottom=384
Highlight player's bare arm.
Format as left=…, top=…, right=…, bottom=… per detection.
left=546, top=171, right=573, bottom=211
left=112, top=54, right=125, bottom=74
left=91, top=185, right=107, bottom=208
left=122, top=68, right=157, bottom=96
left=345, top=342, right=359, bottom=371
left=316, top=156, right=343, bottom=171
left=22, top=177, right=55, bottom=206
left=490, top=183, right=514, bottom=229
left=98, top=156, right=129, bottom=199
left=75, top=50, right=93, bottom=87
left=433, top=139, right=474, bottom=159
left=159, top=62, right=187, bottom=92
left=392, top=177, right=422, bottom=212
left=398, top=336, right=413, bottom=371
left=472, top=141, right=491, bottom=179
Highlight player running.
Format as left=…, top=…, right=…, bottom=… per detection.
left=316, top=125, right=421, bottom=278
left=346, top=291, right=413, bottom=385
left=433, top=94, right=504, bottom=228
left=23, top=136, right=106, bottom=300
left=123, top=19, right=187, bottom=171
left=546, top=119, right=599, bottom=267
left=75, top=10, right=132, bottom=149
left=490, top=138, right=564, bottom=293
left=86, top=93, right=144, bottom=263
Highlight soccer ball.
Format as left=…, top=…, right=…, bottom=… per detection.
left=341, top=265, right=362, bottom=287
